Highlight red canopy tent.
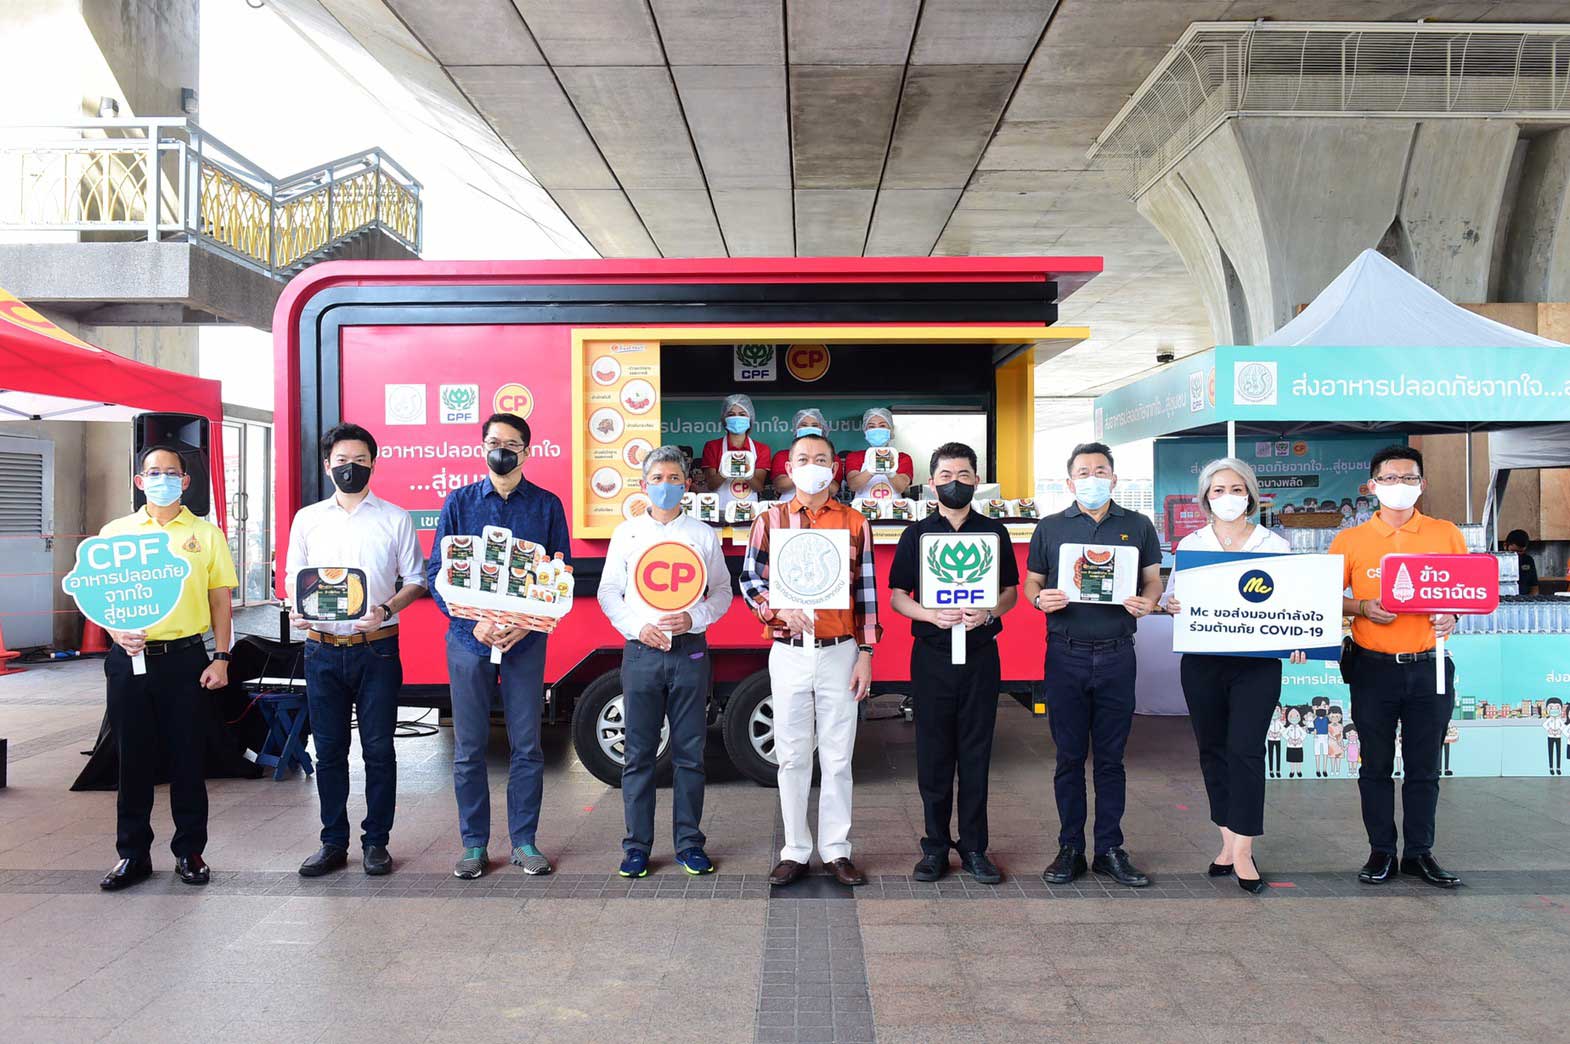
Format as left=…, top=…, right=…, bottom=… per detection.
left=0, top=288, right=228, bottom=530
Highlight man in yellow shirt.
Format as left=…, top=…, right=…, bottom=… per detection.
left=1329, top=445, right=1465, bottom=890
left=98, top=445, right=238, bottom=892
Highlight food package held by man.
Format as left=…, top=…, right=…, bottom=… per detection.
left=483, top=525, right=510, bottom=565
left=478, top=561, right=502, bottom=593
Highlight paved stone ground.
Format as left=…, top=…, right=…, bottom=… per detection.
left=2, top=658, right=1569, bottom=1043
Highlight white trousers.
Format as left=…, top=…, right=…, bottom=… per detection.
left=770, top=639, right=860, bottom=863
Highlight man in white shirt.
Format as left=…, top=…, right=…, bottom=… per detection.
left=285, top=423, right=426, bottom=878
left=598, top=446, right=733, bottom=877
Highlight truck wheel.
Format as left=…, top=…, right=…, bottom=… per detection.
left=722, top=670, right=780, bottom=787
left=571, top=671, right=670, bottom=788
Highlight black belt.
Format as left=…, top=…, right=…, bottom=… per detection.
left=774, top=633, right=856, bottom=649
left=1353, top=644, right=1445, bottom=665
left=1059, top=637, right=1134, bottom=652
left=141, top=634, right=205, bottom=656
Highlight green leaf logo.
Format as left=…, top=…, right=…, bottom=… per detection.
left=927, top=540, right=993, bottom=584
left=736, top=344, right=774, bottom=368
left=442, top=385, right=477, bottom=411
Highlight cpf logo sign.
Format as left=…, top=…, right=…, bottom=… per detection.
left=1238, top=569, right=1275, bottom=603
left=633, top=541, right=707, bottom=613
left=493, top=382, right=534, bottom=419
left=786, top=344, right=830, bottom=383
left=733, top=344, right=777, bottom=382
left=919, top=533, right=1000, bottom=609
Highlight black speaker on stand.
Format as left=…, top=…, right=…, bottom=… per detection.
left=131, top=412, right=213, bottom=518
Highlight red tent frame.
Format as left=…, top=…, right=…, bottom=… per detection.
left=0, top=290, right=228, bottom=531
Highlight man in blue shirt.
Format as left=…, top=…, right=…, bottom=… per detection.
left=426, top=412, right=570, bottom=880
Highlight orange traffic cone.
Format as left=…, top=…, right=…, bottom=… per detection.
left=0, top=622, right=24, bottom=676
left=80, top=619, right=110, bottom=656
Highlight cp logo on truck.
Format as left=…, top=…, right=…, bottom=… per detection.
left=786, top=344, right=830, bottom=383
left=634, top=541, right=707, bottom=613
left=493, top=383, right=534, bottom=419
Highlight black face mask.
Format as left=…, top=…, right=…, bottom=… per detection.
left=487, top=446, right=520, bottom=476
left=330, top=462, right=372, bottom=495
left=935, top=480, right=976, bottom=509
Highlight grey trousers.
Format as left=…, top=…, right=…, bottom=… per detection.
left=620, top=633, right=711, bottom=855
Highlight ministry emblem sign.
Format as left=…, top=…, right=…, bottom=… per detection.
left=769, top=528, right=850, bottom=650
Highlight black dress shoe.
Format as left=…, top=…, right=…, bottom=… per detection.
left=362, top=845, right=393, bottom=876
left=912, top=852, right=948, bottom=882
left=768, top=859, right=808, bottom=887
left=299, top=844, right=348, bottom=878
left=1359, top=851, right=1397, bottom=884
left=1236, top=861, right=1266, bottom=895
left=961, top=851, right=1002, bottom=885
left=1091, top=848, right=1151, bottom=888
left=1041, top=845, right=1087, bottom=885
left=1401, top=854, right=1461, bottom=889
left=1208, top=862, right=1234, bottom=877
left=175, top=855, right=210, bottom=886
left=100, top=857, right=152, bottom=892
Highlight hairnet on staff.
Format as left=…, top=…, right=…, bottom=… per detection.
left=721, top=394, right=756, bottom=423
left=862, top=407, right=893, bottom=431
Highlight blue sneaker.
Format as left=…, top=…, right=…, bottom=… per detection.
left=676, top=847, right=715, bottom=875
left=619, top=849, right=650, bottom=878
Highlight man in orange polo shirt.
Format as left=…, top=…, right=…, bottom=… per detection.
left=1329, top=445, right=1465, bottom=889
left=741, top=432, right=880, bottom=888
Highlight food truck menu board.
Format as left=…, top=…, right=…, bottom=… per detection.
left=582, top=339, right=662, bottom=534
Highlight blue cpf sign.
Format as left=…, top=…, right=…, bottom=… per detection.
left=62, top=533, right=191, bottom=675
left=920, top=533, right=1001, bottom=665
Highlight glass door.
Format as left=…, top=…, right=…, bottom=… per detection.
left=222, top=420, right=274, bottom=605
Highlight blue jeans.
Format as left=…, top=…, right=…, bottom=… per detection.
left=303, top=635, right=402, bottom=850
left=1043, top=639, right=1137, bottom=855
left=620, top=635, right=710, bottom=856
left=446, top=633, right=547, bottom=849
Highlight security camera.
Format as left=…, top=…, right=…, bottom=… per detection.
left=1156, top=348, right=1175, bottom=365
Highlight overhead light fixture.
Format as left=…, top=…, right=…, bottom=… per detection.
left=97, top=97, right=119, bottom=118
left=181, top=88, right=198, bottom=116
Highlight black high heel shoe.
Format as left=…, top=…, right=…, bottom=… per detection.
left=1236, top=861, right=1266, bottom=895
left=1208, top=862, right=1234, bottom=877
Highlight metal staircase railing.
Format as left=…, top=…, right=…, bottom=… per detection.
left=0, top=118, right=421, bottom=277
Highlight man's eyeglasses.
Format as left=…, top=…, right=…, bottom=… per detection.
left=140, top=469, right=184, bottom=478
left=483, top=439, right=526, bottom=452
left=1373, top=475, right=1422, bottom=486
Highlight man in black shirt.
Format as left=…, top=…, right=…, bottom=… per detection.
left=1024, top=442, right=1163, bottom=888
left=1505, top=529, right=1539, bottom=595
left=889, top=442, right=1019, bottom=885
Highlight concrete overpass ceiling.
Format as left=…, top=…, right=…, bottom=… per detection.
left=296, top=0, right=1570, bottom=397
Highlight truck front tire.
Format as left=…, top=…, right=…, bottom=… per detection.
left=570, top=671, right=671, bottom=787
left=721, top=670, right=780, bottom=787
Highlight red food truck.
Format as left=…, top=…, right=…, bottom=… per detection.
left=274, top=257, right=1099, bottom=786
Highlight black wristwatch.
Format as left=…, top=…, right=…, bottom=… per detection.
left=858, top=644, right=874, bottom=656
left=211, top=652, right=231, bottom=662
left=377, top=603, right=394, bottom=620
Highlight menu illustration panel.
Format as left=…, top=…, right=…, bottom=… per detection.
left=582, top=339, right=661, bottom=533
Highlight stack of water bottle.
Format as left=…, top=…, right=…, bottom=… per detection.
left=1285, top=527, right=1339, bottom=553
left=1456, top=596, right=1569, bottom=635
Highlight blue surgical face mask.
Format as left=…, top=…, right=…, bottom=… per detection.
left=1073, top=476, right=1113, bottom=510
left=864, top=427, right=891, bottom=447
left=646, top=481, right=686, bottom=511
left=796, top=426, right=823, bottom=439
left=724, top=415, right=751, bottom=435
left=142, top=473, right=184, bottom=507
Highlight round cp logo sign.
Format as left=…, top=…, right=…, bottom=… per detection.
left=786, top=344, right=831, bottom=383
left=493, top=382, right=534, bottom=418
left=633, top=541, right=707, bottom=613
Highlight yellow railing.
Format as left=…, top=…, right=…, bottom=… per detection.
left=0, top=119, right=421, bottom=276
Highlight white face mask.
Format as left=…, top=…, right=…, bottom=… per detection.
left=1374, top=481, right=1422, bottom=511
left=791, top=463, right=834, bottom=496
left=1209, top=493, right=1249, bottom=522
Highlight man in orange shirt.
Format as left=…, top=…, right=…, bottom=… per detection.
left=1329, top=445, right=1465, bottom=889
left=741, top=432, right=880, bottom=888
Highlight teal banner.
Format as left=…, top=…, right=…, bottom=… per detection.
left=1215, top=344, right=1570, bottom=424
left=660, top=395, right=984, bottom=457
left=1153, top=433, right=1402, bottom=545
left=1092, top=351, right=1215, bottom=445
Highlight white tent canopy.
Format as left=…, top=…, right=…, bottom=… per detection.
left=1262, top=249, right=1563, bottom=349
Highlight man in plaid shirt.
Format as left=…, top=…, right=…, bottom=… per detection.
left=741, top=432, right=881, bottom=888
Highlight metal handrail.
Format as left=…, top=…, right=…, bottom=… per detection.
left=0, top=117, right=421, bottom=277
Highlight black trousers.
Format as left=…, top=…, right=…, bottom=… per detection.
left=1345, top=649, right=1454, bottom=858
left=1179, top=654, right=1281, bottom=838
left=1548, top=736, right=1561, bottom=772
left=1266, top=740, right=1282, bottom=775
left=105, top=642, right=210, bottom=860
left=1043, top=640, right=1136, bottom=855
left=911, top=638, right=1000, bottom=857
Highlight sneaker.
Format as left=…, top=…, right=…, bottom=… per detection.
left=675, top=847, right=715, bottom=875
left=511, top=845, right=553, bottom=876
left=453, top=846, right=488, bottom=880
left=619, top=849, right=650, bottom=878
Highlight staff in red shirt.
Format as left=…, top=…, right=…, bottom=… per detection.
left=698, top=394, right=770, bottom=506
left=845, top=407, right=914, bottom=499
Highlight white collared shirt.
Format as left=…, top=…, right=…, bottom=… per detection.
left=1162, top=522, right=1290, bottom=604
left=597, top=509, right=734, bottom=641
left=285, top=491, right=425, bottom=634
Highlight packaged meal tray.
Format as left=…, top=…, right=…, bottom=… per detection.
left=295, top=566, right=367, bottom=621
